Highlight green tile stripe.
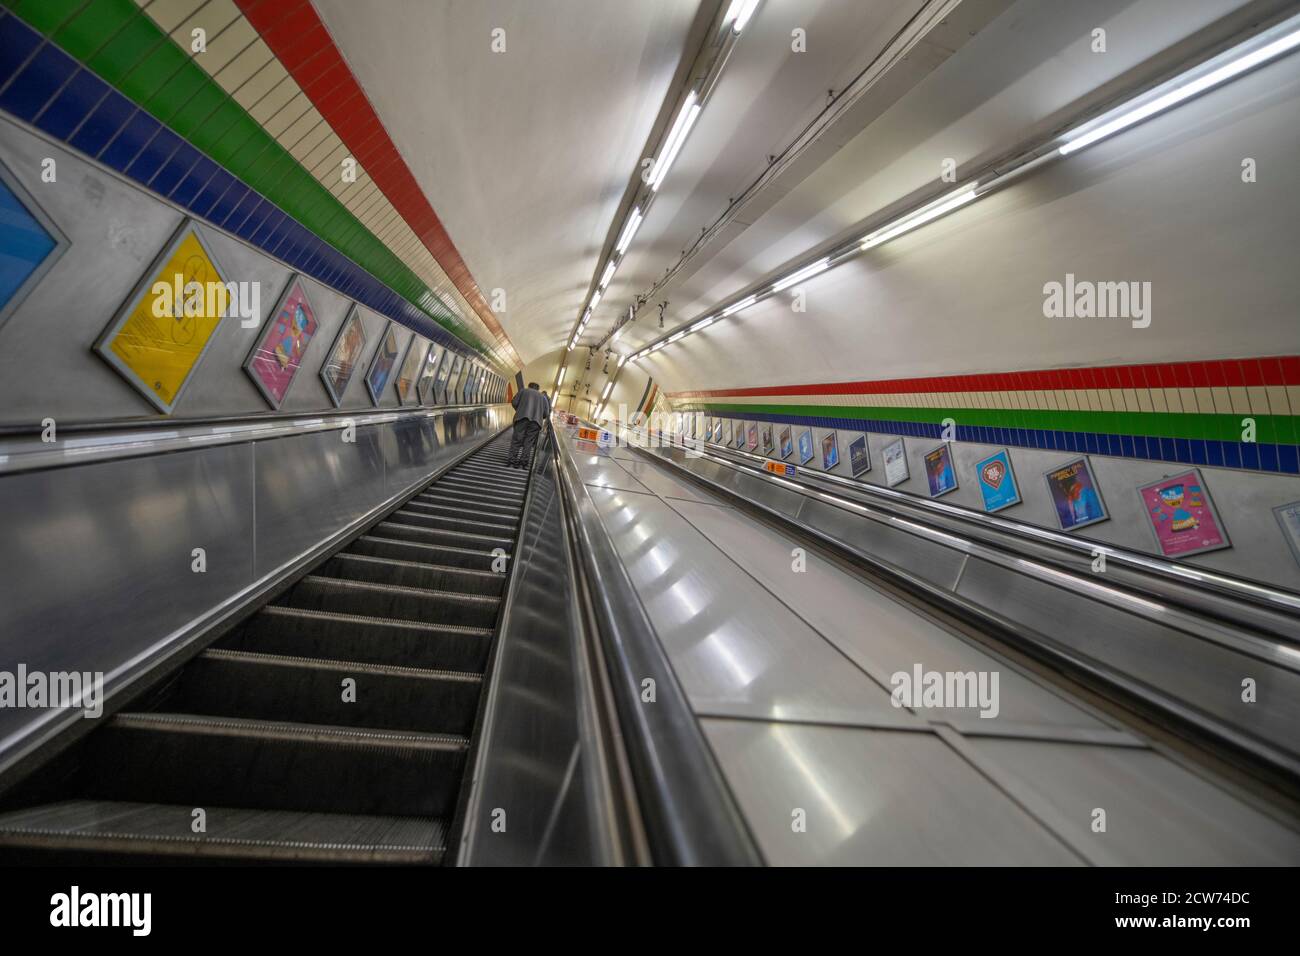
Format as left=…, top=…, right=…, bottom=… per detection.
left=5, top=0, right=491, bottom=355
left=691, top=402, right=1299, bottom=446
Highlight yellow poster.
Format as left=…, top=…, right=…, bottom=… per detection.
left=96, top=223, right=229, bottom=412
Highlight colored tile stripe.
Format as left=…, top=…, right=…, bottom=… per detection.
left=232, top=0, right=517, bottom=367
left=132, top=0, right=517, bottom=370
left=0, top=0, right=501, bottom=364
left=0, top=5, right=487, bottom=363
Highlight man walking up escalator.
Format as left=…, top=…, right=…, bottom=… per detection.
left=507, top=382, right=551, bottom=469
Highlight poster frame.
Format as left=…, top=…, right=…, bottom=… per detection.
left=395, top=334, right=427, bottom=405
left=318, top=304, right=368, bottom=408
left=364, top=321, right=403, bottom=406
left=1042, top=456, right=1110, bottom=532
left=848, top=434, right=871, bottom=477
left=93, top=219, right=230, bottom=414
left=973, top=448, right=1022, bottom=513
left=797, top=427, right=814, bottom=465
left=1273, top=501, right=1300, bottom=568
left=241, top=274, right=319, bottom=410
left=0, top=157, right=71, bottom=333
left=417, top=345, right=444, bottom=406
left=923, top=442, right=959, bottom=498
left=882, top=437, right=909, bottom=487
left=1136, top=468, right=1232, bottom=558
left=779, top=426, right=793, bottom=460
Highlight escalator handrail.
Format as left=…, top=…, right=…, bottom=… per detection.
left=552, top=423, right=764, bottom=866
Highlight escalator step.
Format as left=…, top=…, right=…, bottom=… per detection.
left=0, top=800, right=447, bottom=865
left=318, top=552, right=505, bottom=596
left=391, top=508, right=517, bottom=536
left=278, top=576, right=501, bottom=630
left=348, top=535, right=504, bottom=571
left=78, top=714, right=466, bottom=818
left=449, top=466, right=527, bottom=486
left=416, top=490, right=520, bottom=515
left=375, top=519, right=514, bottom=550
left=436, top=473, right=525, bottom=493
left=169, top=650, right=482, bottom=736
left=402, top=499, right=521, bottom=525
left=223, top=606, right=493, bottom=672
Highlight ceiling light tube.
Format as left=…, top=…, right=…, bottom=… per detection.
left=618, top=354, right=627, bottom=367
left=599, top=261, right=617, bottom=289
left=721, top=295, right=758, bottom=317
left=556, top=367, right=566, bottom=387
left=650, top=94, right=701, bottom=192
left=601, top=382, right=613, bottom=400
left=772, top=257, right=830, bottom=292
left=589, top=290, right=602, bottom=311
left=690, top=317, right=715, bottom=332
left=725, top=0, right=761, bottom=34
left=615, top=207, right=644, bottom=254
left=667, top=331, right=685, bottom=343
left=1060, top=16, right=1300, bottom=156
left=859, top=186, right=977, bottom=251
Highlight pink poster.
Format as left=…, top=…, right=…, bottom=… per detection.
left=245, top=279, right=319, bottom=408
left=1137, top=469, right=1231, bottom=558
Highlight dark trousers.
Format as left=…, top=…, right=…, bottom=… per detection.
left=508, top=419, right=540, bottom=467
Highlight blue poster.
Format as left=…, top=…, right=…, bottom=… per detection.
left=924, top=443, right=958, bottom=497
left=974, top=449, right=1021, bottom=512
left=0, top=172, right=61, bottom=323
left=797, top=428, right=814, bottom=464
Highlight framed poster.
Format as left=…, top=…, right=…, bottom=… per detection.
left=760, top=424, right=774, bottom=455
left=974, top=449, right=1021, bottom=513
left=395, top=336, right=426, bottom=404
left=797, top=428, right=814, bottom=465
left=883, top=437, right=909, bottom=486
left=1137, top=469, right=1230, bottom=557
left=417, top=345, right=443, bottom=405
left=733, top=422, right=745, bottom=448
left=924, top=443, right=958, bottom=497
left=365, top=322, right=403, bottom=405
left=320, top=306, right=367, bottom=407
left=821, top=431, right=840, bottom=470
left=722, top=420, right=733, bottom=445
left=848, top=435, right=870, bottom=477
left=0, top=158, right=69, bottom=332
left=93, top=220, right=229, bottom=413
left=746, top=424, right=758, bottom=451
left=243, top=276, right=319, bottom=409
left=435, top=352, right=459, bottom=405
left=779, top=426, right=793, bottom=460
left=1044, top=457, right=1108, bottom=531
left=1274, top=501, right=1300, bottom=568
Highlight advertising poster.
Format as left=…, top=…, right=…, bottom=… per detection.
left=416, top=346, right=443, bottom=405
left=779, top=426, right=793, bottom=460
left=746, top=423, right=758, bottom=450
left=821, top=431, right=840, bottom=470
left=320, top=306, right=368, bottom=406
left=1044, top=457, right=1108, bottom=531
left=797, top=428, right=814, bottom=465
left=395, top=336, right=426, bottom=404
left=435, top=352, right=459, bottom=405
left=761, top=424, right=773, bottom=454
left=0, top=160, right=68, bottom=330
left=1274, top=501, right=1300, bottom=568
left=1137, top=469, right=1230, bottom=557
left=974, top=448, right=1021, bottom=513
left=723, top=420, right=733, bottom=445
left=849, top=435, right=870, bottom=477
left=244, top=277, right=319, bottom=409
left=366, top=323, right=402, bottom=405
left=924, top=443, right=958, bottom=497
left=733, top=422, right=745, bottom=447
left=883, top=437, right=908, bottom=486
left=94, top=222, right=229, bottom=413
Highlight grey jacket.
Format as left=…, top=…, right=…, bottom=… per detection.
left=511, top=387, right=551, bottom=424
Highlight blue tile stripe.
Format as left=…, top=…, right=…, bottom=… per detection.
left=0, top=10, right=482, bottom=363
left=692, top=408, right=1300, bottom=476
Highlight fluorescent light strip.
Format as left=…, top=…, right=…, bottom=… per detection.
left=721, top=295, right=758, bottom=317
left=617, top=354, right=627, bottom=367
left=690, top=317, right=715, bottom=332
left=556, top=368, right=566, bottom=387
left=860, top=187, right=977, bottom=251
left=601, top=382, right=613, bottom=399
left=615, top=207, right=643, bottom=254
left=1061, top=17, right=1300, bottom=156
left=588, top=290, right=601, bottom=311
left=667, top=331, right=685, bottom=343
left=650, top=93, right=701, bottom=192
left=772, top=257, right=830, bottom=292
left=725, top=0, right=761, bottom=34
left=599, top=261, right=617, bottom=289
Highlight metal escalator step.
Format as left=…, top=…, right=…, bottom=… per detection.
left=402, top=499, right=522, bottom=525
left=169, top=650, right=482, bottom=736
left=319, top=552, right=505, bottom=596
left=223, top=605, right=494, bottom=672
left=79, top=714, right=467, bottom=819
left=0, top=800, right=447, bottom=865
left=348, top=535, right=504, bottom=572
left=434, top=479, right=525, bottom=502
left=278, top=576, right=501, bottom=630
left=416, top=489, right=520, bottom=514
left=376, top=518, right=514, bottom=549
left=437, top=470, right=525, bottom=489
left=391, top=508, right=517, bottom=536
left=449, top=465, right=527, bottom=485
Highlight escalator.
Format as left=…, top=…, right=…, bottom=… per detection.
left=0, top=432, right=530, bottom=864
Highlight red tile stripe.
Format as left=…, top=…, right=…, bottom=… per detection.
left=235, top=0, right=517, bottom=366
left=669, top=356, right=1300, bottom=399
